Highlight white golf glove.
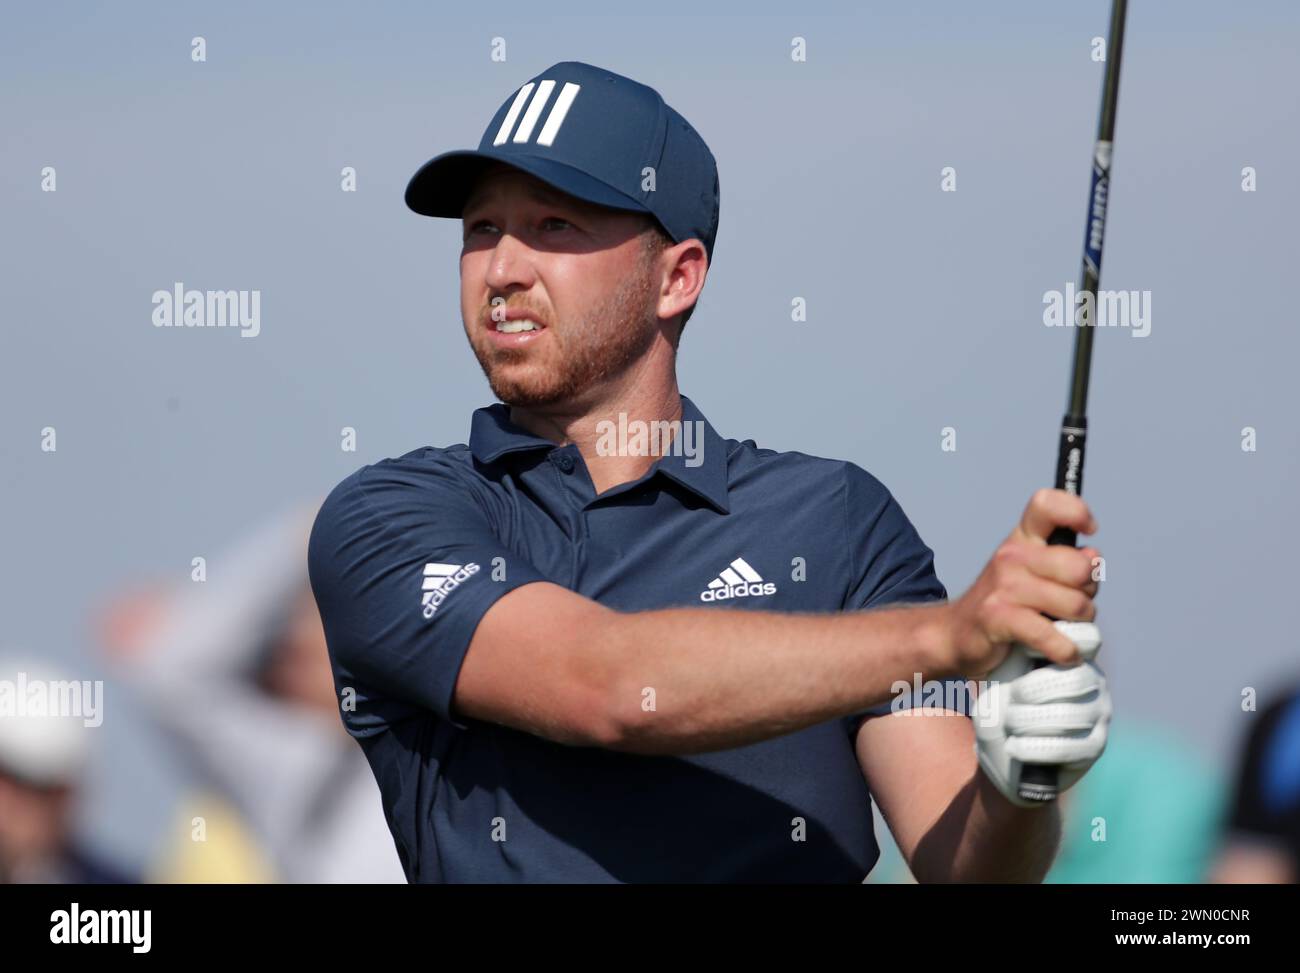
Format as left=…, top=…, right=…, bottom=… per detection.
left=974, top=620, right=1112, bottom=809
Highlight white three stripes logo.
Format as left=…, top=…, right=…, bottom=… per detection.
left=494, top=81, right=582, bottom=147
left=708, top=557, right=763, bottom=590
left=699, top=556, right=776, bottom=603
left=421, top=561, right=481, bottom=618
left=422, top=563, right=463, bottom=593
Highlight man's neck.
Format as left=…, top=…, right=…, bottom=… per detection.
left=509, top=378, right=683, bottom=496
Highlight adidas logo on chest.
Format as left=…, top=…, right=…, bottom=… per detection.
left=700, top=556, right=776, bottom=603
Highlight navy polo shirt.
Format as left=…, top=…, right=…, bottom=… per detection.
left=307, top=394, right=971, bottom=883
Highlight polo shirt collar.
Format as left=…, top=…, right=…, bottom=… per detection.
left=655, top=394, right=730, bottom=514
left=468, top=403, right=556, bottom=463
left=468, top=394, right=731, bottom=514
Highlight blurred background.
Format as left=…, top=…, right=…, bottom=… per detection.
left=2, top=0, right=1297, bottom=883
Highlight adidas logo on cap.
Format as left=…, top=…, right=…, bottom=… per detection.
left=421, top=562, right=481, bottom=618
left=699, top=557, right=776, bottom=603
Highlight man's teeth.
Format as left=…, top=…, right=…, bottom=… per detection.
left=495, top=319, right=542, bottom=334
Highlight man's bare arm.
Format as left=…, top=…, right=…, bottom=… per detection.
left=855, top=710, right=1061, bottom=883
left=455, top=489, right=1098, bottom=756
left=457, top=580, right=953, bottom=754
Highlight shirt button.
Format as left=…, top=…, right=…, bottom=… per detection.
left=554, top=453, right=575, bottom=474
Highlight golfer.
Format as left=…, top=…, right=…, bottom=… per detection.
left=307, top=61, right=1112, bottom=883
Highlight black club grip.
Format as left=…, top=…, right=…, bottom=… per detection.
left=1017, top=421, right=1087, bottom=804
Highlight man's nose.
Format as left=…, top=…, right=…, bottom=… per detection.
left=483, top=233, right=537, bottom=292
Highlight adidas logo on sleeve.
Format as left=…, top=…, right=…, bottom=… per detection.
left=699, top=557, right=776, bottom=603
left=421, top=562, right=481, bottom=618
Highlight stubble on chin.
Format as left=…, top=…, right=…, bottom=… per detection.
left=472, top=258, right=659, bottom=408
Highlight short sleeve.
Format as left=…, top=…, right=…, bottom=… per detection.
left=839, top=464, right=971, bottom=736
left=307, top=456, right=550, bottom=736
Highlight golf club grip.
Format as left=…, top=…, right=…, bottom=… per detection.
left=1018, top=420, right=1088, bottom=802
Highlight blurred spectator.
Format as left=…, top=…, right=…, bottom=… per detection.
left=0, top=658, right=135, bottom=883
left=107, top=504, right=404, bottom=883
left=1046, top=721, right=1224, bottom=883
left=1211, top=683, right=1300, bottom=884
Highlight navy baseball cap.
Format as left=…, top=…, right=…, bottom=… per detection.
left=404, top=61, right=720, bottom=263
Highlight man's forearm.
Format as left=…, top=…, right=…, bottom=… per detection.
left=911, top=769, right=1062, bottom=883
left=599, top=601, right=955, bottom=755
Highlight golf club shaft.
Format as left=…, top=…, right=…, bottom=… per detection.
left=1019, top=0, right=1127, bottom=804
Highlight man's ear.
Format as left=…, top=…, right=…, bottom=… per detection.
left=662, top=237, right=707, bottom=335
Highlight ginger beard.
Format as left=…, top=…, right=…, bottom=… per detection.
left=465, top=240, right=662, bottom=408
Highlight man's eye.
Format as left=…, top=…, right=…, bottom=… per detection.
left=464, top=217, right=572, bottom=238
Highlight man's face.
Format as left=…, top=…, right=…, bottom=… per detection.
left=459, top=163, right=665, bottom=409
